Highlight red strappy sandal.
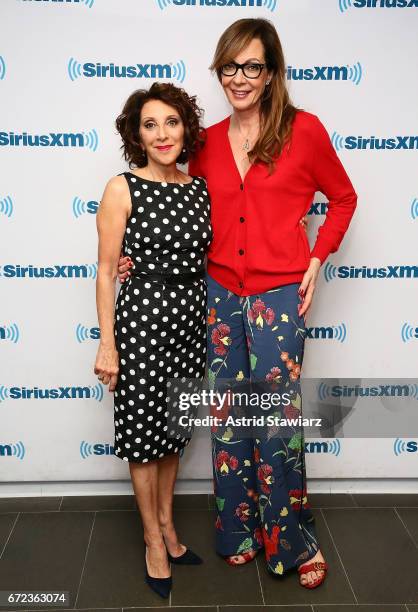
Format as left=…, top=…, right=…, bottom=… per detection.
left=297, top=560, right=328, bottom=589
left=224, top=550, right=257, bottom=566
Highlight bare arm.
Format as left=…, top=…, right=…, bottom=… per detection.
left=94, top=175, right=131, bottom=391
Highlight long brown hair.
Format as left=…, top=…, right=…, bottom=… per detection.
left=210, top=18, right=300, bottom=172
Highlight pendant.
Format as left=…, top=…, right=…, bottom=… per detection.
left=242, top=138, right=250, bottom=151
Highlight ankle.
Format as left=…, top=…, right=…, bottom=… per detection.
left=159, top=518, right=175, bottom=533
left=144, top=532, right=164, bottom=548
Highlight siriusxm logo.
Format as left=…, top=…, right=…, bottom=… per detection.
left=411, top=198, right=418, bottom=220
left=0, top=384, right=104, bottom=402
left=0, top=56, right=6, bottom=80
left=339, top=0, right=418, bottom=12
left=20, top=0, right=94, bottom=7
left=80, top=441, right=114, bottom=458
left=318, top=383, right=418, bottom=400
left=0, top=324, right=20, bottom=344
left=401, top=323, right=418, bottom=342
left=0, top=441, right=25, bottom=460
left=304, top=440, right=341, bottom=455
left=76, top=324, right=100, bottom=342
left=0, top=195, right=13, bottom=218
left=68, top=58, right=186, bottom=83
left=286, top=62, right=362, bottom=85
left=308, top=201, right=328, bottom=216
left=393, top=438, right=418, bottom=455
left=0, top=130, right=98, bottom=151
left=156, top=0, right=277, bottom=11
left=0, top=263, right=97, bottom=278
left=332, top=132, right=418, bottom=151
left=73, top=197, right=98, bottom=218
left=306, top=323, right=347, bottom=342
left=324, top=263, right=418, bottom=282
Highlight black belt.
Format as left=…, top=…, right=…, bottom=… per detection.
left=130, top=269, right=205, bottom=284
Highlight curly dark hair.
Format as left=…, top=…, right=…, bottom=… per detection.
left=115, top=82, right=206, bottom=168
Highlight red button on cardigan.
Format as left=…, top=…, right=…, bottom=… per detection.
left=188, top=110, right=358, bottom=296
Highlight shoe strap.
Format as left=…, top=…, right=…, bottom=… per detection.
left=298, top=560, right=328, bottom=573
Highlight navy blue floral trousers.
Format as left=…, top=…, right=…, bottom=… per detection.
left=206, top=273, right=319, bottom=574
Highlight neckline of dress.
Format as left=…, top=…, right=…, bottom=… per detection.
left=125, top=171, right=196, bottom=186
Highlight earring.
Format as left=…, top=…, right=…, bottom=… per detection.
left=266, top=80, right=271, bottom=85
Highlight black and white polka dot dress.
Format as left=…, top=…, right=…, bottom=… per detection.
left=113, top=171, right=212, bottom=463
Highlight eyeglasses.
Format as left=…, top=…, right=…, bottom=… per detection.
left=220, top=62, right=266, bottom=79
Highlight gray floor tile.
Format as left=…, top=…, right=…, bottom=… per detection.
left=0, top=497, right=61, bottom=513
left=308, top=494, right=356, bottom=508
left=0, top=512, right=18, bottom=550
left=258, top=509, right=354, bottom=605
left=170, top=509, right=263, bottom=606
left=314, top=606, right=407, bottom=611
left=75, top=510, right=169, bottom=608
left=172, top=494, right=210, bottom=510
left=220, top=607, right=311, bottom=611
left=395, top=507, right=418, bottom=546
left=27, top=609, right=121, bottom=612
left=0, top=511, right=94, bottom=610
left=61, top=495, right=136, bottom=512
left=130, top=608, right=216, bottom=612
left=323, top=507, right=418, bottom=604
left=353, top=494, right=418, bottom=507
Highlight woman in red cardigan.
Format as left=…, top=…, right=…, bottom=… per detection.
left=119, top=18, right=357, bottom=589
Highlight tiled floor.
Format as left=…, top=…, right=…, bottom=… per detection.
left=0, top=493, right=417, bottom=611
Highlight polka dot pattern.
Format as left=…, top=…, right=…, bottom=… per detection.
left=113, top=172, right=212, bottom=463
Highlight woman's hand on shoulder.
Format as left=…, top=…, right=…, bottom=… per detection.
left=297, top=257, right=321, bottom=323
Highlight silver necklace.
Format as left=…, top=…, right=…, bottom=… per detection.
left=233, top=117, right=259, bottom=151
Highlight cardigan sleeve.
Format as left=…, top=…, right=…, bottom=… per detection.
left=309, top=114, right=358, bottom=264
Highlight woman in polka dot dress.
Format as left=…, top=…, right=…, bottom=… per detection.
left=94, top=83, right=212, bottom=598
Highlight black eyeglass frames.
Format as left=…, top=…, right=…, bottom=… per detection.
left=220, top=62, right=266, bottom=79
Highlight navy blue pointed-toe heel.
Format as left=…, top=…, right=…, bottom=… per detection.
left=144, top=543, right=172, bottom=599
left=166, top=544, right=203, bottom=565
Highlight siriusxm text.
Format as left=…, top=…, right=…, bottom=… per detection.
left=2, top=265, right=91, bottom=278
left=287, top=66, right=351, bottom=81
left=7, top=387, right=93, bottom=399
left=328, top=385, right=414, bottom=397
left=336, top=266, right=418, bottom=278
left=168, top=0, right=264, bottom=5
left=1, top=132, right=87, bottom=147
left=353, top=0, right=418, bottom=7
left=343, top=136, right=418, bottom=150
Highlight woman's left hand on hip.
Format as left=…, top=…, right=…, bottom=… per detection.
left=297, top=257, right=321, bottom=322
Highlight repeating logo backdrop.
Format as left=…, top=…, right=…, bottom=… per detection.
left=1, top=0, right=417, bottom=483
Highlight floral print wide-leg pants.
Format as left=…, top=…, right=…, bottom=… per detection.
left=206, top=273, right=319, bottom=575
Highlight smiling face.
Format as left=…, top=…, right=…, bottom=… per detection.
left=139, top=99, right=185, bottom=167
left=220, top=37, right=272, bottom=112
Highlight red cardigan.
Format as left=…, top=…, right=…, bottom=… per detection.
left=188, top=110, right=357, bottom=296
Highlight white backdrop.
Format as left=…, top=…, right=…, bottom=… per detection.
left=1, top=0, right=417, bottom=485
